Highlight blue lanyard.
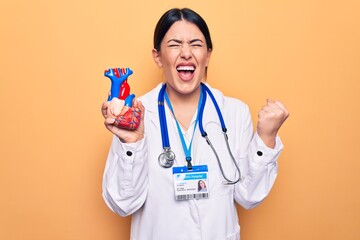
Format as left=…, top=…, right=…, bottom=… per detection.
left=158, top=84, right=242, bottom=184
left=157, top=83, right=227, bottom=170
left=164, top=89, right=203, bottom=170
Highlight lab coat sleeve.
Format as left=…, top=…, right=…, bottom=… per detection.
left=234, top=104, right=283, bottom=210
left=102, top=135, right=148, bottom=217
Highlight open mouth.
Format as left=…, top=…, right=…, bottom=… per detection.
left=176, top=65, right=196, bottom=80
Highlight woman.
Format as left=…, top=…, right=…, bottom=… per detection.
left=198, top=180, right=207, bottom=192
left=101, top=8, right=289, bottom=240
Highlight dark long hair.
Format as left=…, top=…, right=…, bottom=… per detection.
left=153, top=8, right=213, bottom=52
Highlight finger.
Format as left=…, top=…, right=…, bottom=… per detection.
left=266, top=99, right=287, bottom=111
left=138, top=100, right=145, bottom=121
left=274, top=100, right=289, bottom=114
left=266, top=100, right=290, bottom=119
left=263, top=100, right=286, bottom=115
left=266, top=99, right=281, bottom=109
left=138, top=100, right=145, bottom=112
left=104, top=117, right=116, bottom=126
left=258, top=104, right=284, bottom=120
left=260, top=104, right=276, bottom=114
left=257, top=108, right=268, bottom=119
left=132, top=99, right=145, bottom=124
left=102, top=101, right=109, bottom=117
left=133, top=99, right=143, bottom=109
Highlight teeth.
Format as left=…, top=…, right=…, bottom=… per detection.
left=177, top=66, right=195, bottom=71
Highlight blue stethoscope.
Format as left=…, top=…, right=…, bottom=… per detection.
left=158, top=83, right=242, bottom=185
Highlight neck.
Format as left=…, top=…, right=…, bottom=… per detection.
left=165, top=84, right=201, bottom=130
left=166, top=84, right=201, bottom=107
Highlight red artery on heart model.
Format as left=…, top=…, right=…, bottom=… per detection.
left=104, top=67, right=141, bottom=130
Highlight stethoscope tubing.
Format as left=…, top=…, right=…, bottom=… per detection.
left=199, top=83, right=227, bottom=134
left=158, top=83, right=242, bottom=184
left=158, top=84, right=170, bottom=148
left=199, top=83, right=242, bottom=184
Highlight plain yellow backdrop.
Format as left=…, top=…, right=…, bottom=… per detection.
left=1, top=0, right=359, bottom=239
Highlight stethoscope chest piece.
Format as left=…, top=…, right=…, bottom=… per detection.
left=158, top=148, right=176, bottom=168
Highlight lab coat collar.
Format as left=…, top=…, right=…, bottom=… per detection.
left=139, top=82, right=225, bottom=130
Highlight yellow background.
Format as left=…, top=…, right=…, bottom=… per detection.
left=1, top=0, right=359, bottom=239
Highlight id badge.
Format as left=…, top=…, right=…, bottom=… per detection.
left=173, top=165, right=209, bottom=201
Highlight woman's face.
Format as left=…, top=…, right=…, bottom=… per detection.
left=200, top=181, right=205, bottom=189
left=153, top=20, right=212, bottom=96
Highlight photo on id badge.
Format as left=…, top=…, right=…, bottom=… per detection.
left=198, top=180, right=208, bottom=192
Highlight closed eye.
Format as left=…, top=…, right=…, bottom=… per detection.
left=167, top=39, right=182, bottom=48
left=189, top=39, right=204, bottom=47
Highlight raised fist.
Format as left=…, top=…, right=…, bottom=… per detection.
left=257, top=99, right=289, bottom=148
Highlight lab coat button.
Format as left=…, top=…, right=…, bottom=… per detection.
left=257, top=151, right=263, bottom=156
left=126, top=151, right=133, bottom=156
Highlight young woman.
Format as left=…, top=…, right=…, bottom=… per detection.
left=198, top=180, right=207, bottom=192
left=101, top=8, right=289, bottom=240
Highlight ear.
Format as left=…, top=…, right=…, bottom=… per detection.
left=152, top=49, right=163, bottom=67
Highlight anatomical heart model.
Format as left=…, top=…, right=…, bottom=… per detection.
left=104, top=67, right=140, bottom=130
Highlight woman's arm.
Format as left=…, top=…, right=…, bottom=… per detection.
left=102, top=136, right=149, bottom=216
left=101, top=99, right=148, bottom=216
left=234, top=103, right=287, bottom=209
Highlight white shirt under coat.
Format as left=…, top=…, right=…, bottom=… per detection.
left=102, top=83, right=283, bottom=240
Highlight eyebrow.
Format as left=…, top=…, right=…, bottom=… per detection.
left=167, top=39, right=182, bottom=44
left=167, top=39, right=204, bottom=44
left=189, top=39, right=203, bottom=44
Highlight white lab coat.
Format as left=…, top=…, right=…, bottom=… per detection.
left=102, top=83, right=283, bottom=240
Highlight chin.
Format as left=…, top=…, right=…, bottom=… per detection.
left=174, top=81, right=201, bottom=95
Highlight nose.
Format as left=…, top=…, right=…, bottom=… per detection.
left=180, top=44, right=192, bottom=60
